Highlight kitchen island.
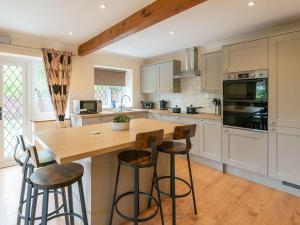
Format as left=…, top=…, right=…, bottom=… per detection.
left=35, top=118, right=180, bottom=225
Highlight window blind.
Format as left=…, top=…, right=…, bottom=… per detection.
left=94, top=68, right=126, bottom=86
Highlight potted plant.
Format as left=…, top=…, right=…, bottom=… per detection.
left=112, top=115, right=130, bottom=131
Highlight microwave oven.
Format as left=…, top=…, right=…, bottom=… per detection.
left=73, top=100, right=102, bottom=114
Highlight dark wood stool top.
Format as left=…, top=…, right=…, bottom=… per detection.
left=158, top=141, right=188, bottom=154
left=118, top=150, right=152, bottom=168
left=117, top=129, right=164, bottom=168
left=158, top=124, right=196, bottom=155
left=30, top=162, right=84, bottom=189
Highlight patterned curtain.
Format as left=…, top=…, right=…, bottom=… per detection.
left=41, top=48, right=72, bottom=128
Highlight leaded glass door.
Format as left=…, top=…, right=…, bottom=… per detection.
left=0, top=61, right=27, bottom=167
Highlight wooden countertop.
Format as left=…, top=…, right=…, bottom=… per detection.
left=148, top=109, right=222, bottom=121
left=70, top=109, right=148, bottom=118
left=35, top=118, right=179, bottom=164
left=70, top=109, right=221, bottom=121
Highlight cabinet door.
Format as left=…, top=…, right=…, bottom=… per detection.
left=201, top=51, right=222, bottom=92
left=178, top=117, right=199, bottom=156
left=222, top=39, right=268, bottom=73
left=199, top=120, right=222, bottom=162
left=141, top=65, right=158, bottom=93
left=269, top=126, right=300, bottom=185
left=222, top=128, right=268, bottom=175
left=158, top=62, right=173, bottom=93
left=269, top=31, right=300, bottom=129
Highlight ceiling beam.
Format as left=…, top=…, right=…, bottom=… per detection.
left=78, top=0, right=207, bottom=56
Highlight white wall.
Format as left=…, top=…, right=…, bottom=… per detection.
left=71, top=52, right=145, bottom=109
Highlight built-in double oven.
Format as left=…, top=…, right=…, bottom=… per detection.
left=223, top=70, right=268, bottom=131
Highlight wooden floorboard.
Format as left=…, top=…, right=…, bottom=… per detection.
left=0, top=157, right=299, bottom=225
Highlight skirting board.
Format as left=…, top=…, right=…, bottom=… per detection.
left=189, top=153, right=300, bottom=197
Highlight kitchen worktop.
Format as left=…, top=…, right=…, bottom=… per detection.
left=148, top=109, right=222, bottom=121
left=70, top=109, right=221, bottom=121
left=70, top=109, right=148, bottom=118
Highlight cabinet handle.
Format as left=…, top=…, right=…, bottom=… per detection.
left=269, top=120, right=276, bottom=125
left=271, top=127, right=276, bottom=131
left=224, top=129, right=228, bottom=133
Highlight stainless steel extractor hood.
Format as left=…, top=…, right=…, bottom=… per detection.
left=173, top=47, right=201, bottom=79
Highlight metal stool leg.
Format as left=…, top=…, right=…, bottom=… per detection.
left=109, top=163, right=121, bottom=225
left=154, top=166, right=164, bottom=225
left=29, top=188, right=38, bottom=225
left=24, top=167, right=34, bottom=225
left=54, top=189, right=59, bottom=214
left=170, top=154, right=176, bottom=225
left=61, top=188, right=70, bottom=225
left=78, top=178, right=88, bottom=225
left=67, top=185, right=74, bottom=225
left=41, top=189, right=49, bottom=225
left=187, top=153, right=197, bottom=215
left=17, top=166, right=28, bottom=225
left=134, top=168, right=140, bottom=225
left=147, top=165, right=156, bottom=209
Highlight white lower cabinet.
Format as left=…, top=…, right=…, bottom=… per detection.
left=269, top=126, right=300, bottom=185
left=222, top=127, right=268, bottom=175
left=199, top=120, right=222, bottom=162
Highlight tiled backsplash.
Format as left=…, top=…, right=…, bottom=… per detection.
left=144, top=77, right=222, bottom=113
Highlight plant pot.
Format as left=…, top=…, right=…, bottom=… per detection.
left=112, top=122, right=130, bottom=131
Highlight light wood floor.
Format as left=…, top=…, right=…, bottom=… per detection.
left=0, top=158, right=300, bottom=225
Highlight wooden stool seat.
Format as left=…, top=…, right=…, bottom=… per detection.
left=158, top=141, right=188, bottom=155
left=30, top=163, right=84, bottom=189
left=118, top=150, right=152, bottom=168
left=20, top=149, right=55, bottom=167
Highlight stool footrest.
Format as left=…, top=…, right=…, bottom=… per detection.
left=115, top=191, right=159, bottom=222
left=157, top=175, right=192, bottom=198
left=17, top=189, right=63, bottom=221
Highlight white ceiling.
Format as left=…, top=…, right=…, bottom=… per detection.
left=0, top=0, right=300, bottom=58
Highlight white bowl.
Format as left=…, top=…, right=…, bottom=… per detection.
left=112, top=122, right=130, bottom=131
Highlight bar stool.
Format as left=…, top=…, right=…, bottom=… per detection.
left=28, top=145, right=88, bottom=225
left=109, top=129, right=165, bottom=225
left=148, top=124, right=197, bottom=225
left=13, top=135, right=58, bottom=225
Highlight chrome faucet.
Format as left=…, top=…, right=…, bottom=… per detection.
left=120, top=95, right=131, bottom=111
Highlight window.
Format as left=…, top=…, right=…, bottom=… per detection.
left=32, top=60, right=70, bottom=120
left=94, top=67, right=132, bottom=109
left=94, top=85, right=126, bottom=108
left=32, top=61, right=55, bottom=120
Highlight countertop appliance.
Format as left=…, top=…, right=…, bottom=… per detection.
left=186, top=105, right=203, bottom=114
left=73, top=100, right=102, bottom=114
left=160, top=100, right=168, bottom=110
left=168, top=105, right=181, bottom=113
left=141, top=101, right=154, bottom=109
left=223, top=70, right=268, bottom=131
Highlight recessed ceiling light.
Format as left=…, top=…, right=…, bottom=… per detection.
left=100, top=4, right=106, bottom=9
left=68, top=32, right=73, bottom=35
left=170, top=31, right=174, bottom=35
left=128, top=46, right=133, bottom=49
left=248, top=1, right=255, bottom=7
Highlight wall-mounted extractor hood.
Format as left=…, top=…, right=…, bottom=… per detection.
left=173, top=47, right=200, bottom=79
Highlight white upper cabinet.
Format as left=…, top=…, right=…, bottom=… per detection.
left=198, top=120, right=222, bottom=162
left=141, top=64, right=158, bottom=93
left=201, top=51, right=222, bottom=92
left=222, top=39, right=268, bottom=73
left=140, top=60, right=180, bottom=94
left=268, top=31, right=300, bottom=185
left=269, top=31, right=300, bottom=129
left=222, top=127, right=268, bottom=175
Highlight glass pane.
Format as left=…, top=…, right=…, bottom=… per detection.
left=35, top=63, right=54, bottom=113
left=94, top=85, right=126, bottom=108
left=2, top=64, right=23, bottom=159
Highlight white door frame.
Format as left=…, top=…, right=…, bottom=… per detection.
left=0, top=55, right=30, bottom=168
